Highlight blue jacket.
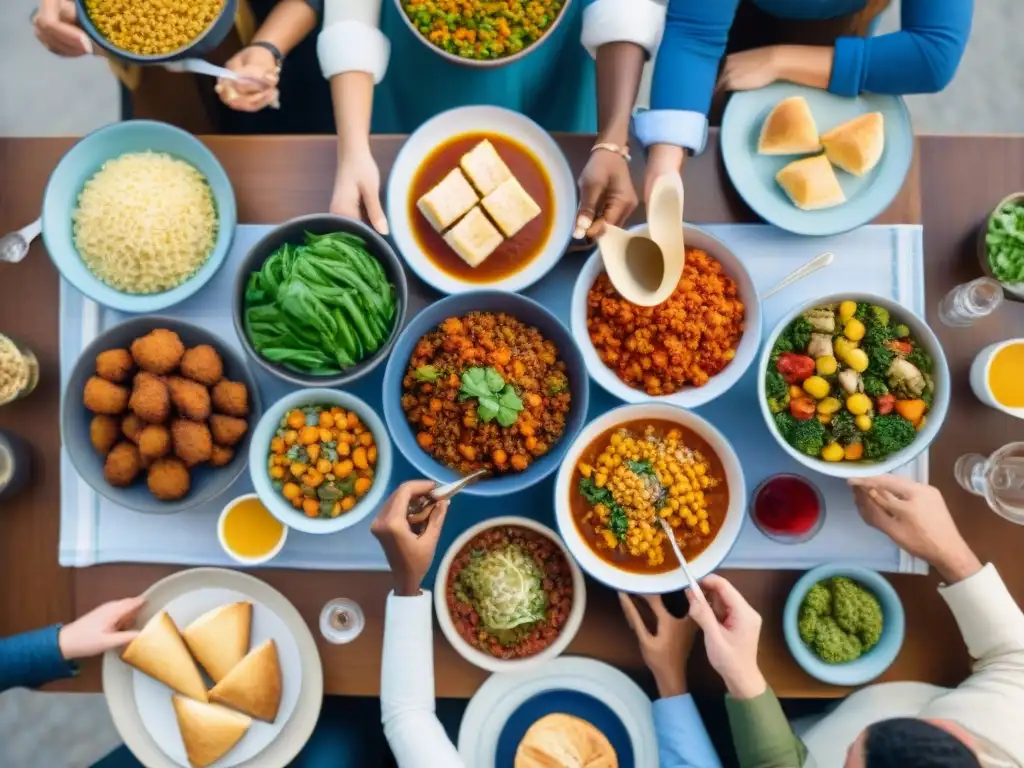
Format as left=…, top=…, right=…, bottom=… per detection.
left=0, top=626, right=78, bottom=692
left=636, top=0, right=973, bottom=152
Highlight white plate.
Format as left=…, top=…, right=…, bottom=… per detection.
left=386, top=105, right=576, bottom=295
left=133, top=588, right=302, bottom=767
left=103, top=568, right=323, bottom=768
left=457, top=656, right=658, bottom=768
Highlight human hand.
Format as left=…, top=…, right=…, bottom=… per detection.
left=216, top=46, right=280, bottom=112
left=58, top=597, right=145, bottom=660
left=331, top=145, right=388, bottom=236
left=33, top=0, right=92, bottom=57
left=370, top=480, right=449, bottom=596
left=642, top=144, right=686, bottom=209
left=849, top=476, right=981, bottom=583
left=575, top=149, right=638, bottom=240
left=618, top=592, right=696, bottom=698
left=717, top=47, right=782, bottom=92
left=686, top=575, right=767, bottom=700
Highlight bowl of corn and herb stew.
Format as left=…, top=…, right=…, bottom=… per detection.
left=250, top=389, right=393, bottom=534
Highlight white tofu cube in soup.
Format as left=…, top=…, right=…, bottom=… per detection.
left=417, top=168, right=479, bottom=232
left=481, top=177, right=541, bottom=238
left=443, top=207, right=504, bottom=268
left=460, top=139, right=513, bottom=196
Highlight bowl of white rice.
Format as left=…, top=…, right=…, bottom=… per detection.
left=42, top=120, right=236, bottom=313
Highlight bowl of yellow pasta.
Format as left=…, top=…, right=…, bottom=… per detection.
left=42, top=120, right=236, bottom=313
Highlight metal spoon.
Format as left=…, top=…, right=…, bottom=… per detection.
left=759, top=252, right=834, bottom=301
left=163, top=58, right=271, bottom=86
left=659, top=517, right=708, bottom=607
left=406, top=469, right=489, bottom=530
left=0, top=219, right=41, bottom=264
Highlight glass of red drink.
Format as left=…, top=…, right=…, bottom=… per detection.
left=751, top=473, right=825, bottom=544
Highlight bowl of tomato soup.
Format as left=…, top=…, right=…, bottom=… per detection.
left=554, top=403, right=745, bottom=594
left=434, top=517, right=585, bottom=673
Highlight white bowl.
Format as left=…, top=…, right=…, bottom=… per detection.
left=217, top=493, right=289, bottom=566
left=970, top=338, right=1024, bottom=420
left=433, top=516, right=586, bottom=674
left=553, top=403, right=746, bottom=594
left=386, top=105, right=576, bottom=295
left=757, top=293, right=950, bottom=478
left=571, top=224, right=762, bottom=408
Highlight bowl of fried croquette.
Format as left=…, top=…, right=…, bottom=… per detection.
left=784, top=563, right=905, bottom=687
left=249, top=389, right=393, bottom=534
left=62, top=317, right=262, bottom=514
left=75, top=0, right=238, bottom=63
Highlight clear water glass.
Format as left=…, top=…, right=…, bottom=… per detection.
left=955, top=443, right=1024, bottom=524
left=938, top=277, right=1004, bottom=327
left=319, top=598, right=366, bottom=644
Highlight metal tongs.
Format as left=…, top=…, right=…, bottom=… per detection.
left=406, top=469, right=489, bottom=531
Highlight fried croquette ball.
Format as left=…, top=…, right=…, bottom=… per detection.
left=104, top=442, right=142, bottom=487
left=122, top=413, right=145, bottom=443
left=167, top=376, right=211, bottom=421
left=90, top=415, right=120, bottom=456
left=83, top=376, right=129, bottom=415
left=147, top=457, right=191, bottom=501
left=130, top=372, right=171, bottom=424
left=138, top=424, right=171, bottom=465
left=211, top=380, right=249, bottom=417
left=209, top=414, right=248, bottom=447
left=95, top=348, right=134, bottom=383
left=210, top=445, right=234, bottom=467
left=171, top=419, right=213, bottom=467
left=180, top=345, right=223, bottom=387
left=130, top=329, right=185, bottom=375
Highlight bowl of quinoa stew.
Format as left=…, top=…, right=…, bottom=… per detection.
left=382, top=290, right=589, bottom=497
left=393, top=0, right=572, bottom=68
left=434, top=517, right=586, bottom=673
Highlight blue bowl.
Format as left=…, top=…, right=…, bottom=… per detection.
left=42, top=120, right=237, bottom=313
left=75, top=0, right=238, bottom=63
left=249, top=389, right=393, bottom=534
left=784, top=563, right=905, bottom=687
left=382, top=291, right=589, bottom=497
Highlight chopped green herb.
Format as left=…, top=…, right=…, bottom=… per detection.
left=415, top=365, right=441, bottom=382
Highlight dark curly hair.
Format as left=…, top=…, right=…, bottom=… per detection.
left=864, top=719, right=980, bottom=768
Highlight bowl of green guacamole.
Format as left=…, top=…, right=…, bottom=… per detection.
left=784, top=564, right=905, bottom=686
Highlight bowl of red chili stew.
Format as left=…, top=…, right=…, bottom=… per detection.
left=434, top=516, right=586, bottom=673
left=554, top=403, right=746, bottom=594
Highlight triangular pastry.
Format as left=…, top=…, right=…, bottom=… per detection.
left=121, top=611, right=208, bottom=702
left=515, top=713, right=618, bottom=768
left=172, top=694, right=251, bottom=768
left=822, top=112, right=885, bottom=176
left=758, top=96, right=821, bottom=155
left=209, top=639, right=282, bottom=722
left=776, top=155, right=847, bottom=211
left=182, top=602, right=252, bottom=683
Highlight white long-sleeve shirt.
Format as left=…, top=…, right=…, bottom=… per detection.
left=798, top=564, right=1024, bottom=768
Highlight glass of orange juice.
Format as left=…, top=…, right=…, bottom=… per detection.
left=971, top=339, right=1024, bottom=419
left=218, top=493, right=288, bottom=565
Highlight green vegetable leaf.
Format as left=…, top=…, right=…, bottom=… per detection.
left=579, top=478, right=629, bottom=543
left=461, top=368, right=523, bottom=427
left=627, top=459, right=654, bottom=476
left=415, top=365, right=440, bottom=382
left=608, top=506, right=629, bottom=542
left=484, top=367, right=505, bottom=393
left=460, top=367, right=497, bottom=400
left=477, top=396, right=500, bottom=423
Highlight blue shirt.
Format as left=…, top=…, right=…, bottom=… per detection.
left=636, top=0, right=973, bottom=152
left=655, top=694, right=723, bottom=767
left=0, top=626, right=78, bottom=692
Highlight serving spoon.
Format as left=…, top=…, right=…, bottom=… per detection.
left=406, top=469, right=489, bottom=532
left=759, top=251, right=834, bottom=300
left=659, top=517, right=708, bottom=607
left=0, top=218, right=41, bottom=264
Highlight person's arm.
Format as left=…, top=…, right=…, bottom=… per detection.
left=318, top=0, right=389, bottom=99
left=725, top=689, right=809, bottom=768
left=254, top=0, right=319, bottom=57
left=380, top=592, right=464, bottom=768
left=653, top=695, right=722, bottom=768
left=0, top=626, right=78, bottom=692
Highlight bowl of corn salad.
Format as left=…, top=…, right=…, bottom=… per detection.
left=394, top=0, right=572, bottom=67
left=76, top=0, right=237, bottom=62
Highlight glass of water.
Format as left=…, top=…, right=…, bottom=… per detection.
left=955, top=442, right=1024, bottom=524
left=938, top=277, right=1004, bottom=327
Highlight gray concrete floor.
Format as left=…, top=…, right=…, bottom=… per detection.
left=1, top=1, right=1022, bottom=767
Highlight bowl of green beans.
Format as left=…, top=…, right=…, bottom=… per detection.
left=979, top=192, right=1024, bottom=300
left=233, top=214, right=409, bottom=387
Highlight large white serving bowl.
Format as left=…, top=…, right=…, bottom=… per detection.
left=757, top=293, right=950, bottom=478
left=571, top=224, right=761, bottom=408
left=553, top=404, right=746, bottom=594
left=386, top=105, right=576, bottom=295
left=434, top=516, right=586, bottom=674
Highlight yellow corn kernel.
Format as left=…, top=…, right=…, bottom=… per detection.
left=855, top=414, right=873, bottom=431
left=698, top=520, right=711, bottom=536
left=844, top=318, right=866, bottom=341
left=839, top=300, right=857, bottom=320
left=847, top=393, right=872, bottom=416
left=816, top=355, right=838, bottom=376
left=821, top=442, right=845, bottom=462
left=577, top=462, right=593, bottom=478
left=594, top=473, right=607, bottom=488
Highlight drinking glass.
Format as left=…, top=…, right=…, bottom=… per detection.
left=955, top=443, right=1024, bottom=524
left=938, top=277, right=1004, bottom=327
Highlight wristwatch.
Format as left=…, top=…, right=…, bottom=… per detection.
left=248, top=41, right=283, bottom=68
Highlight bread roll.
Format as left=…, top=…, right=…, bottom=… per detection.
left=120, top=611, right=208, bottom=702
left=776, top=155, right=846, bottom=211
left=182, top=602, right=252, bottom=683
left=515, top=713, right=618, bottom=768
left=822, top=112, right=885, bottom=176
left=209, top=639, right=282, bottom=722
left=172, top=695, right=251, bottom=768
left=758, top=96, right=821, bottom=155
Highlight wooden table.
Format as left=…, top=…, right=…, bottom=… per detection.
left=1, top=133, right=1022, bottom=699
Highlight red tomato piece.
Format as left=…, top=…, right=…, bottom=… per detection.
left=876, top=393, right=896, bottom=415
left=789, top=398, right=816, bottom=421
left=777, top=353, right=815, bottom=384
left=887, top=340, right=913, bottom=355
